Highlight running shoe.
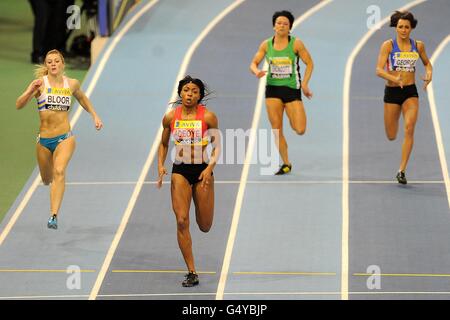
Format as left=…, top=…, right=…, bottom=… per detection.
left=396, top=171, right=407, bottom=185
left=182, top=272, right=199, bottom=287
left=47, top=215, right=58, bottom=229
left=275, top=164, right=292, bottom=175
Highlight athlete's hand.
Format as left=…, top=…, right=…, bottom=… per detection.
left=421, top=73, right=432, bottom=90
left=395, top=74, right=404, bottom=89
left=301, top=84, right=313, bottom=99
left=255, top=70, right=267, bottom=78
left=157, top=166, right=167, bottom=189
left=199, top=167, right=213, bottom=190
left=28, top=79, right=42, bottom=93
left=93, top=115, right=103, bottom=130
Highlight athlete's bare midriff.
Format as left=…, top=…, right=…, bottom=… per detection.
left=38, top=111, right=71, bottom=138
left=386, top=69, right=416, bottom=87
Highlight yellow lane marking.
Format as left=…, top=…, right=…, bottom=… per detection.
left=111, top=270, right=215, bottom=274
left=0, top=269, right=95, bottom=273
left=354, top=273, right=450, bottom=278
left=233, top=271, right=336, bottom=276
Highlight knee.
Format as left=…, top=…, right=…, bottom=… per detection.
left=404, top=123, right=415, bottom=137
left=198, top=222, right=212, bottom=233
left=53, top=167, right=65, bottom=180
left=42, top=179, right=52, bottom=185
left=294, top=127, right=306, bottom=135
left=387, top=134, right=396, bottom=141
left=176, top=216, right=189, bottom=231
left=271, top=124, right=283, bottom=134
left=196, top=212, right=213, bottom=233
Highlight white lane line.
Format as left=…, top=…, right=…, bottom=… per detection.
left=0, top=295, right=91, bottom=300
left=4, top=290, right=450, bottom=299
left=215, top=0, right=334, bottom=301
left=0, top=0, right=159, bottom=247
left=341, top=0, right=427, bottom=300
left=427, top=34, right=450, bottom=209
left=88, top=0, right=246, bottom=301
left=60, top=180, right=445, bottom=186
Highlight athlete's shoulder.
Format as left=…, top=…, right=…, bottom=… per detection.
left=204, top=107, right=216, bottom=117
left=204, top=108, right=218, bottom=127
left=67, top=78, right=81, bottom=91
left=162, top=108, right=175, bottom=128
left=165, top=108, right=176, bottom=119
left=381, top=39, right=394, bottom=51
left=415, top=39, right=425, bottom=50
left=259, top=38, right=270, bottom=50
left=293, top=36, right=304, bottom=48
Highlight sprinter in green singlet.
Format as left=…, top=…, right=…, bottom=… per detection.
left=250, top=10, right=314, bottom=175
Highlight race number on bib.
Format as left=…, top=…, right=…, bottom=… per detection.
left=173, top=120, right=206, bottom=146
left=270, top=57, right=292, bottom=79
left=45, top=87, right=72, bottom=111
left=393, top=52, right=419, bottom=72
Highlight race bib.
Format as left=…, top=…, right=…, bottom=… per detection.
left=173, top=120, right=206, bottom=146
left=393, top=52, right=419, bottom=72
left=270, top=57, right=292, bottom=79
left=46, top=88, right=72, bottom=111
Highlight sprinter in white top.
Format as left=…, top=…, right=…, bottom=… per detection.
left=16, top=49, right=103, bottom=229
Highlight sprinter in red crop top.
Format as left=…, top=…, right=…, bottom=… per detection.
left=376, top=11, right=432, bottom=184
left=157, top=75, right=220, bottom=287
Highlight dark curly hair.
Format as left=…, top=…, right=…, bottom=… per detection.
left=390, top=11, right=417, bottom=29
left=272, top=10, right=295, bottom=30
left=172, top=75, right=211, bottom=106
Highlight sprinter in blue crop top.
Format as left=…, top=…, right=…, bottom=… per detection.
left=376, top=11, right=432, bottom=185
left=16, top=49, right=103, bottom=229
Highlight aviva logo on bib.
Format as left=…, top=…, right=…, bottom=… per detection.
left=174, top=120, right=202, bottom=129
left=47, top=87, right=72, bottom=96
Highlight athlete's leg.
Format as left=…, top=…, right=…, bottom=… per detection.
left=384, top=103, right=402, bottom=141
left=285, top=100, right=306, bottom=135
left=36, top=142, right=53, bottom=185
left=50, top=136, right=76, bottom=215
left=399, top=97, right=419, bottom=172
left=266, top=98, right=290, bottom=165
left=171, top=173, right=195, bottom=273
left=192, top=175, right=214, bottom=233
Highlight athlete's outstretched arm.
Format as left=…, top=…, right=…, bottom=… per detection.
left=249, top=41, right=268, bottom=78
left=417, top=41, right=433, bottom=90
left=72, top=79, right=103, bottom=130
left=157, top=112, right=172, bottom=189
left=16, top=79, right=42, bottom=109
left=296, top=39, right=314, bottom=99
left=199, top=111, right=220, bottom=189
left=376, top=40, right=403, bottom=87
left=205, top=111, right=220, bottom=170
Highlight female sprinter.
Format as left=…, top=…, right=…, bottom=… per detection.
left=250, top=10, right=314, bottom=175
left=157, top=75, right=220, bottom=287
left=16, top=49, right=103, bottom=229
left=376, top=11, right=432, bottom=184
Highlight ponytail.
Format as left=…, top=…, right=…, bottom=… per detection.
left=34, top=64, right=48, bottom=79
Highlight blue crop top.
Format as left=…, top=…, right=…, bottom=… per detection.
left=387, top=38, right=420, bottom=73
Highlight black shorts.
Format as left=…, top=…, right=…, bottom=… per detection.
left=265, top=85, right=302, bottom=103
left=172, top=162, right=213, bottom=185
left=384, top=84, right=419, bottom=105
